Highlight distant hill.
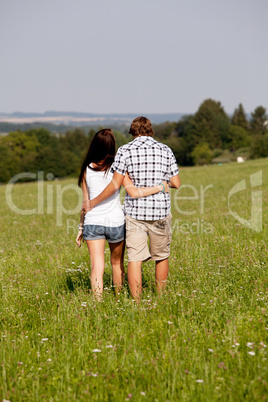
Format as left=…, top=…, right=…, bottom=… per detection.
left=0, top=111, right=184, bottom=128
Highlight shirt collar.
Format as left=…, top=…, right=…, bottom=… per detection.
left=132, top=136, right=155, bottom=144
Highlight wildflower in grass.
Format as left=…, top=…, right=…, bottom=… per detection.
left=167, top=321, right=173, bottom=324
left=208, top=349, right=214, bottom=353
left=140, top=392, right=146, bottom=396
left=47, top=359, right=52, bottom=362
left=248, top=351, right=255, bottom=356
left=247, top=342, right=254, bottom=348
left=41, top=338, right=48, bottom=341
left=127, top=394, right=132, bottom=398
left=106, top=345, right=113, bottom=348
left=196, top=379, right=204, bottom=383
left=92, top=349, right=102, bottom=353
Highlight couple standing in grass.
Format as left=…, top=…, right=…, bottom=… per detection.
left=76, top=116, right=180, bottom=300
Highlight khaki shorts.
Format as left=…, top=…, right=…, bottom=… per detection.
left=126, top=214, right=172, bottom=262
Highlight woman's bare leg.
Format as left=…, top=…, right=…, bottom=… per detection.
left=109, top=241, right=125, bottom=295
left=86, top=239, right=106, bottom=298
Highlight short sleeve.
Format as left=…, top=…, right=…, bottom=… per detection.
left=111, top=146, right=127, bottom=176
left=168, top=149, right=179, bottom=178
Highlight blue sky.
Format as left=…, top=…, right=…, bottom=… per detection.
left=0, top=0, right=267, bottom=115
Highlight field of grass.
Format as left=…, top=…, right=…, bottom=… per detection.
left=0, top=158, right=267, bottom=401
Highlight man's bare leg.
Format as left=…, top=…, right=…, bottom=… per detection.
left=128, top=261, right=142, bottom=301
left=155, top=258, right=169, bottom=293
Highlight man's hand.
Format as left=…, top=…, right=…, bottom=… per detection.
left=82, top=200, right=92, bottom=214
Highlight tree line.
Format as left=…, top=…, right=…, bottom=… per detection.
left=0, top=128, right=128, bottom=183
left=0, top=99, right=267, bottom=183
left=153, top=99, right=268, bottom=166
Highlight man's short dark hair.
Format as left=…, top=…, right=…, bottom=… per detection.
left=129, top=116, right=155, bottom=137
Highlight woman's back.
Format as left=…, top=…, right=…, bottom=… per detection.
left=84, top=165, right=125, bottom=227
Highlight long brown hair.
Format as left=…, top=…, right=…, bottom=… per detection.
left=78, top=129, right=116, bottom=187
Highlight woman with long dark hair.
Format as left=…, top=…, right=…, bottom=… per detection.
left=76, top=129, right=169, bottom=298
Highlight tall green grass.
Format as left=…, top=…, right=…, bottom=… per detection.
left=0, top=159, right=267, bottom=401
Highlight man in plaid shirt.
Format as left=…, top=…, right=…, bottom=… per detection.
left=87, top=116, right=180, bottom=299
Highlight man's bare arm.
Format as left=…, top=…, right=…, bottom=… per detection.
left=83, top=172, right=124, bottom=212
left=169, top=174, right=181, bottom=189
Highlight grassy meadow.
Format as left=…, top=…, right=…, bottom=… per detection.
left=0, top=158, right=267, bottom=401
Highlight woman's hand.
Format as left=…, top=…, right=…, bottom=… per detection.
left=162, top=181, right=170, bottom=193
left=76, top=229, right=84, bottom=247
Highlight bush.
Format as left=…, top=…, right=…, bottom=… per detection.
left=212, top=149, right=236, bottom=164
left=191, top=143, right=213, bottom=165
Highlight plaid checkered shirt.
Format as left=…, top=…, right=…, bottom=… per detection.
left=112, top=136, right=179, bottom=220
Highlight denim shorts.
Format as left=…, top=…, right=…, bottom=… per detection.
left=83, top=224, right=125, bottom=243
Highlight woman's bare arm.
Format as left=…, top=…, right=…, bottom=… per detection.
left=76, top=175, right=89, bottom=247
left=123, top=172, right=170, bottom=198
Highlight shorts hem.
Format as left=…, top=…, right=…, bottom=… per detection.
left=151, top=253, right=170, bottom=261
left=107, top=237, right=125, bottom=244
left=83, top=236, right=105, bottom=241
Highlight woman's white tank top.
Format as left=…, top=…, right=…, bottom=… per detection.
left=84, top=165, right=125, bottom=227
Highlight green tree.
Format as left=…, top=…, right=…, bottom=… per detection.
left=1, top=130, right=40, bottom=158
left=62, top=129, right=89, bottom=157
left=228, top=125, right=251, bottom=150
left=88, top=129, right=95, bottom=143
left=113, top=130, right=129, bottom=148
left=250, top=106, right=267, bottom=135
left=250, top=134, right=268, bottom=159
left=171, top=115, right=195, bottom=165
left=192, top=99, right=230, bottom=149
left=0, top=143, right=21, bottom=182
left=153, top=122, right=177, bottom=140
left=231, top=103, right=248, bottom=130
left=25, top=128, right=51, bottom=146
left=1, top=130, right=40, bottom=172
